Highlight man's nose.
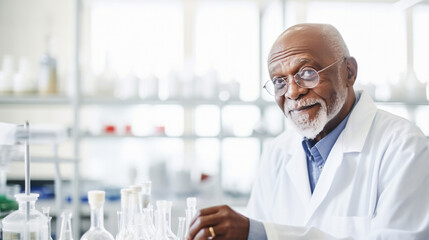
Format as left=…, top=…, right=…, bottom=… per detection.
left=285, top=78, right=308, bottom=100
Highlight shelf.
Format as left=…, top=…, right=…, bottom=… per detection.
left=82, top=96, right=276, bottom=107
left=80, top=132, right=278, bottom=139
left=13, top=156, right=78, bottom=163
left=0, top=94, right=71, bottom=105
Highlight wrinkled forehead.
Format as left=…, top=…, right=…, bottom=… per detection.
left=268, top=26, right=335, bottom=69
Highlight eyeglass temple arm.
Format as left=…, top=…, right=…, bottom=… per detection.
left=318, top=57, right=346, bottom=73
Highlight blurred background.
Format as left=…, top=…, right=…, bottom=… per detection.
left=0, top=0, right=428, bottom=238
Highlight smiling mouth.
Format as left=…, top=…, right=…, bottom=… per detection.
left=290, top=103, right=318, bottom=113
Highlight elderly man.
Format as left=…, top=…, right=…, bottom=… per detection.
left=187, top=23, right=429, bottom=239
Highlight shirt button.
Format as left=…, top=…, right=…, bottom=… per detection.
left=318, top=165, right=323, bottom=170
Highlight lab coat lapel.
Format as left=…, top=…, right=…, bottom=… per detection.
left=285, top=141, right=312, bottom=206
left=305, top=135, right=344, bottom=223
left=303, top=90, right=377, bottom=223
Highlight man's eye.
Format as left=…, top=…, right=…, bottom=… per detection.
left=298, top=69, right=318, bottom=81
left=273, top=78, right=287, bottom=88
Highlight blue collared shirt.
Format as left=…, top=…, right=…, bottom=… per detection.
left=247, top=95, right=359, bottom=240
left=303, top=112, right=350, bottom=193
left=303, top=95, right=358, bottom=193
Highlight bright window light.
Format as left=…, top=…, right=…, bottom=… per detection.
left=90, top=0, right=183, bottom=78
left=261, top=1, right=285, bottom=101
left=195, top=0, right=259, bottom=101
left=306, top=2, right=406, bottom=87
left=222, top=105, right=261, bottom=136
left=414, top=4, right=429, bottom=84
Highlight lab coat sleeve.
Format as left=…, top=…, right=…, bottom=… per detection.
left=258, top=130, right=429, bottom=240
left=368, top=130, right=429, bottom=239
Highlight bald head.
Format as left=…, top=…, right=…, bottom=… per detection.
left=269, top=24, right=349, bottom=66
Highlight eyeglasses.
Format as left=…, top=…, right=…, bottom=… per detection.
left=263, top=57, right=345, bottom=97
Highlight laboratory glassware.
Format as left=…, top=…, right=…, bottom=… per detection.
left=129, top=187, right=150, bottom=240
left=184, top=197, right=197, bottom=237
left=176, top=217, right=186, bottom=240
left=142, top=208, right=155, bottom=239
left=129, top=186, right=143, bottom=214
left=58, top=211, right=73, bottom=240
left=141, top=181, right=151, bottom=209
left=166, top=201, right=177, bottom=240
left=80, top=191, right=114, bottom=240
left=2, top=193, right=49, bottom=240
left=154, top=201, right=176, bottom=240
left=116, top=189, right=138, bottom=240
left=41, top=207, right=53, bottom=240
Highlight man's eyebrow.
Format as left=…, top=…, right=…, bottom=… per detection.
left=270, top=58, right=310, bottom=73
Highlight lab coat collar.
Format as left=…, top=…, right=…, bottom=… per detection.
left=341, top=90, right=377, bottom=153
left=283, top=90, right=377, bottom=222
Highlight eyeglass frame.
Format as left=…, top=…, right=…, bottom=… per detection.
left=263, top=57, right=346, bottom=97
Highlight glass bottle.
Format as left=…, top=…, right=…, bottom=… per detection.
left=80, top=191, right=114, bottom=240
left=2, top=193, right=49, bottom=240
left=58, top=211, right=73, bottom=240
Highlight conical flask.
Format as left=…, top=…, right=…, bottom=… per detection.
left=58, top=211, right=73, bottom=240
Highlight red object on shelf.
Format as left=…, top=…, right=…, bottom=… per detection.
left=125, top=125, right=132, bottom=134
left=154, top=126, right=165, bottom=135
left=104, top=125, right=116, bottom=134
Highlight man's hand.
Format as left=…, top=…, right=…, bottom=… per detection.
left=186, top=205, right=250, bottom=240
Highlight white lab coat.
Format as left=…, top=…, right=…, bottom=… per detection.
left=247, top=91, right=429, bottom=240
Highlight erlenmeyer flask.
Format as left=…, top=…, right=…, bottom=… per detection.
left=58, top=211, right=73, bottom=240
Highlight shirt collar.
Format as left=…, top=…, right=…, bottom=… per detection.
left=302, top=95, right=360, bottom=162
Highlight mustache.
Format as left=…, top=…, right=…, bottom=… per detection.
left=286, top=98, right=321, bottom=111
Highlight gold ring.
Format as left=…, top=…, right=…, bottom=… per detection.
left=209, top=226, right=216, bottom=238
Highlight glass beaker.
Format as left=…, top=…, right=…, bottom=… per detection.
left=1, top=193, right=49, bottom=240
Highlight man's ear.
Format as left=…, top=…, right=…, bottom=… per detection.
left=345, top=57, right=358, bottom=87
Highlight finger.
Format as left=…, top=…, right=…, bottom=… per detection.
left=191, top=205, right=225, bottom=225
left=193, top=226, right=220, bottom=240
left=188, top=214, right=220, bottom=240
